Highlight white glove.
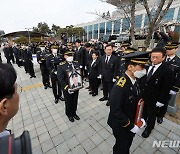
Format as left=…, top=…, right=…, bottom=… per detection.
left=169, top=90, right=177, bottom=95
left=68, top=89, right=74, bottom=94
left=97, top=74, right=102, bottom=79
left=112, top=78, right=116, bottom=82
left=38, top=60, right=42, bottom=64
left=80, top=65, right=83, bottom=69
left=130, top=125, right=139, bottom=134
left=88, top=73, right=89, bottom=75
left=85, top=66, right=87, bottom=70
left=140, top=118, right=146, bottom=128
left=54, top=71, right=57, bottom=75
left=156, top=101, right=164, bottom=107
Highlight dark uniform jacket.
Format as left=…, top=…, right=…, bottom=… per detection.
left=46, top=54, right=63, bottom=74
left=141, top=63, right=174, bottom=106
left=36, top=50, right=49, bottom=64
left=21, top=49, right=32, bottom=62
left=107, top=74, right=140, bottom=131
left=99, top=54, right=118, bottom=82
left=57, top=61, right=80, bottom=90
left=74, top=46, right=87, bottom=67
left=165, top=55, right=180, bottom=92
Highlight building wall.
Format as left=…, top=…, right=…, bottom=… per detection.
left=77, top=2, right=180, bottom=41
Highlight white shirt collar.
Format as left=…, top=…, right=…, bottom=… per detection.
left=78, top=46, right=81, bottom=50
left=166, top=55, right=175, bottom=61
left=125, top=72, right=136, bottom=85
left=0, top=130, right=10, bottom=138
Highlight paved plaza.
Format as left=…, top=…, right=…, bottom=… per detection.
left=1, top=49, right=180, bottom=154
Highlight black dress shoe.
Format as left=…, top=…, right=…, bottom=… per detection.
left=99, top=97, right=108, bottom=101
left=89, top=92, right=93, bottom=94
left=157, top=117, right=163, bottom=124
left=106, top=101, right=110, bottom=106
left=32, top=75, right=36, bottom=78
left=142, top=129, right=151, bottom=138
left=92, top=93, right=98, bottom=96
left=74, top=115, right=80, bottom=120
left=59, top=96, right=65, bottom=101
left=68, top=116, right=74, bottom=122
left=55, top=98, right=59, bottom=104
left=44, top=86, right=48, bottom=89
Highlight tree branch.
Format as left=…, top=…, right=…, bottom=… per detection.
left=143, top=0, right=152, bottom=22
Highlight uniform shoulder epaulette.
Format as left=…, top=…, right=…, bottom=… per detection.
left=116, top=77, right=126, bottom=87
left=59, top=61, right=66, bottom=65
left=73, top=61, right=78, bottom=63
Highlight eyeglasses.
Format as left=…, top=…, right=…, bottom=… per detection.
left=17, top=84, right=23, bottom=94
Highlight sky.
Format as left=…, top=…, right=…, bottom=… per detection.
left=0, top=0, right=116, bottom=33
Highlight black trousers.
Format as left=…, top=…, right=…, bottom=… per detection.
left=40, top=64, right=50, bottom=86
left=28, top=60, right=35, bottom=76
left=51, top=73, right=62, bottom=99
left=143, top=103, right=158, bottom=131
left=63, top=90, right=79, bottom=117
left=112, top=127, right=135, bottom=154
left=89, top=77, right=98, bottom=94
left=102, top=79, right=114, bottom=98
left=23, top=61, right=29, bottom=73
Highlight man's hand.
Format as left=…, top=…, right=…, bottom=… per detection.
left=130, top=125, right=139, bottom=134
left=68, top=89, right=74, bottom=94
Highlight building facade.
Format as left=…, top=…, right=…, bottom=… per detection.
left=76, top=0, right=180, bottom=42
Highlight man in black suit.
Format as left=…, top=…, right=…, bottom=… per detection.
left=157, top=42, right=180, bottom=123
left=57, top=51, right=81, bottom=122
left=71, top=73, right=81, bottom=89
left=74, top=39, right=87, bottom=78
left=107, top=51, right=149, bottom=154
left=46, top=42, right=65, bottom=104
left=141, top=47, right=174, bottom=138
left=99, top=44, right=118, bottom=106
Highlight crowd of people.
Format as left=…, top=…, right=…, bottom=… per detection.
left=0, top=30, right=180, bottom=153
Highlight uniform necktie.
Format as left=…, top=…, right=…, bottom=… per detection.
left=134, top=81, right=139, bottom=95
left=147, top=66, right=155, bottom=81
left=105, top=56, right=109, bottom=63
left=166, top=58, right=170, bottom=62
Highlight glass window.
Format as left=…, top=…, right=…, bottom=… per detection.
left=88, top=25, right=92, bottom=40
left=106, top=21, right=112, bottom=35
left=84, top=26, right=88, bottom=42
left=135, top=15, right=142, bottom=28
left=93, top=24, right=98, bottom=39
left=178, top=7, right=180, bottom=22
left=114, top=19, right=121, bottom=34
left=163, top=8, right=175, bottom=21
left=122, top=18, right=130, bottom=32
left=99, top=22, right=105, bottom=40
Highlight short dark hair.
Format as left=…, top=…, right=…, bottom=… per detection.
left=105, top=44, right=113, bottom=49
left=75, top=39, right=81, bottom=44
left=92, top=51, right=99, bottom=56
left=0, top=64, right=17, bottom=100
left=151, top=47, right=166, bottom=57
left=85, top=43, right=91, bottom=48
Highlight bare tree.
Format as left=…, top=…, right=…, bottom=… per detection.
left=143, top=0, right=174, bottom=48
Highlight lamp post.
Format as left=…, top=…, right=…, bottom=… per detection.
left=25, top=28, right=32, bottom=44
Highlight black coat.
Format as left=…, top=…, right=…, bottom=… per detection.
left=165, top=55, right=180, bottom=92
left=74, top=46, right=87, bottom=67
left=88, top=59, right=100, bottom=78
left=100, top=55, right=118, bottom=82
left=46, top=54, right=64, bottom=74
left=36, top=50, right=49, bottom=65
left=141, top=63, right=174, bottom=106
left=107, top=74, right=140, bottom=131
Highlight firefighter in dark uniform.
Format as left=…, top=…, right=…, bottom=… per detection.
left=157, top=41, right=180, bottom=124
left=21, top=44, right=36, bottom=78
left=107, top=51, right=149, bottom=154
left=57, top=51, right=81, bottom=122
left=46, top=42, right=65, bottom=104
left=36, top=42, right=51, bottom=89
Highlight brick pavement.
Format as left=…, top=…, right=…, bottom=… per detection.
left=1, top=49, right=180, bottom=154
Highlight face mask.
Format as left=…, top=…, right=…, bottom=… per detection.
left=40, top=47, right=45, bottom=51
left=134, top=69, right=146, bottom=79
left=66, top=56, right=73, bottom=62
left=52, top=49, right=57, bottom=54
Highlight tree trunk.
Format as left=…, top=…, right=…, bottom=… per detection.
left=130, top=0, right=136, bottom=46
left=145, top=24, right=155, bottom=49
